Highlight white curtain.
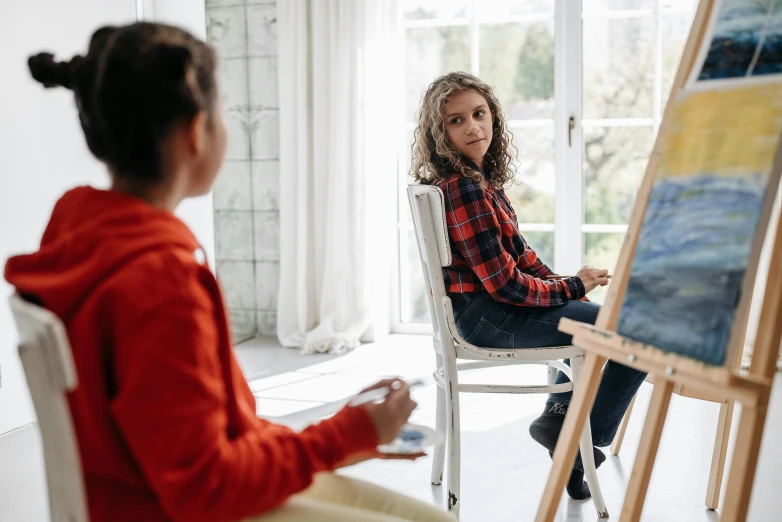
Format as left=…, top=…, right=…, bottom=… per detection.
left=276, top=0, right=401, bottom=354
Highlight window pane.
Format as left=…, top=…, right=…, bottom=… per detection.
left=521, top=231, right=555, bottom=269
left=584, top=126, right=653, bottom=224
left=506, top=125, right=555, bottom=223
left=479, top=21, right=555, bottom=119
left=476, top=0, right=554, bottom=17
left=404, top=0, right=470, bottom=21
left=584, top=232, right=625, bottom=304
left=583, top=17, right=655, bottom=119
left=661, top=0, right=696, bottom=9
left=405, top=26, right=471, bottom=121
left=583, top=0, right=654, bottom=12
left=661, top=11, right=695, bottom=111
left=404, top=230, right=430, bottom=323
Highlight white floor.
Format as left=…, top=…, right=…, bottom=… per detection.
left=1, top=334, right=780, bottom=521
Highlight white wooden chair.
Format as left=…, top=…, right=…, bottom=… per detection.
left=407, top=185, right=608, bottom=519
left=9, top=294, right=89, bottom=522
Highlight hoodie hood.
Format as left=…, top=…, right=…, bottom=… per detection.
left=5, top=186, right=201, bottom=320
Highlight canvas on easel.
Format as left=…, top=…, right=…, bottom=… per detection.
left=535, top=0, right=782, bottom=520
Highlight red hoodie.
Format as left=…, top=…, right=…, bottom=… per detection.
left=4, top=187, right=378, bottom=522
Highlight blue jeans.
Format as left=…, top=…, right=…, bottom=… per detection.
left=451, top=291, right=646, bottom=447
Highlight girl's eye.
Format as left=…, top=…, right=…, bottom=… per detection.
left=450, top=117, right=462, bottom=125
left=475, top=110, right=485, bottom=118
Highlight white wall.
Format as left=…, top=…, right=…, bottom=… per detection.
left=0, top=0, right=211, bottom=435
left=0, top=0, right=137, bottom=435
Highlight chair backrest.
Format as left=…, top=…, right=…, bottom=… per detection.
left=9, top=294, right=89, bottom=522
left=407, top=185, right=453, bottom=345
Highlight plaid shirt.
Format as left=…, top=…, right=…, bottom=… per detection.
left=435, top=174, right=585, bottom=307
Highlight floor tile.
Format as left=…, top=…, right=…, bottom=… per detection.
left=253, top=373, right=379, bottom=402
left=247, top=371, right=316, bottom=392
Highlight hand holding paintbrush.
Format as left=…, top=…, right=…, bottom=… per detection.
left=545, top=266, right=610, bottom=293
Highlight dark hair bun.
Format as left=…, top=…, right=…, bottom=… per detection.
left=155, top=43, right=192, bottom=78
left=28, top=52, right=81, bottom=89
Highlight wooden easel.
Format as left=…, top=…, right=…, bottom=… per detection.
left=535, top=0, right=782, bottom=520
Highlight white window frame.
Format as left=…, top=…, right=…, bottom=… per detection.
left=392, top=0, right=697, bottom=334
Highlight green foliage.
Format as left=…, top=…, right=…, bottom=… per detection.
left=515, top=25, right=555, bottom=101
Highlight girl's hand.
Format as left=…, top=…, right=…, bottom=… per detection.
left=575, top=266, right=609, bottom=294
left=359, top=378, right=417, bottom=445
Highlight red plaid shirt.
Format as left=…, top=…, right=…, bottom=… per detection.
left=435, top=174, right=585, bottom=307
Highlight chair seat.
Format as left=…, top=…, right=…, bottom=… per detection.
left=453, top=343, right=585, bottom=362
left=442, top=296, right=585, bottom=361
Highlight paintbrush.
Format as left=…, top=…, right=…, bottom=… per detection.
left=545, top=275, right=612, bottom=280
left=348, top=378, right=427, bottom=407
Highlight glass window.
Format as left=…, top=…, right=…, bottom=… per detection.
left=405, top=27, right=471, bottom=121
left=404, top=0, right=470, bottom=21
left=583, top=16, right=656, bottom=119
left=507, top=125, right=555, bottom=224
left=584, top=232, right=625, bottom=304
left=479, top=22, right=555, bottom=119
left=584, top=126, right=654, bottom=225
left=476, top=0, right=554, bottom=17
left=583, top=0, right=655, bottom=13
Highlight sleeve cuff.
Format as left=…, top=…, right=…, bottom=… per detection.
left=564, top=277, right=586, bottom=300
left=320, top=406, right=379, bottom=460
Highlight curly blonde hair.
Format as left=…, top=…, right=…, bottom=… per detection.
left=410, top=71, right=517, bottom=188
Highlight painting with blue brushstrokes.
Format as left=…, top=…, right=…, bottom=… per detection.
left=616, top=84, right=782, bottom=365
left=698, top=0, right=782, bottom=81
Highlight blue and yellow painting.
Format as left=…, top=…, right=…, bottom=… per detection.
left=698, top=0, right=782, bottom=80
left=617, top=85, right=782, bottom=365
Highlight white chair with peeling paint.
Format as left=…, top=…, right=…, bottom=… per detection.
left=9, top=294, right=89, bottom=522
left=407, top=185, right=607, bottom=519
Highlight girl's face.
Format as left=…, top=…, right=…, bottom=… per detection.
left=442, top=89, right=493, bottom=168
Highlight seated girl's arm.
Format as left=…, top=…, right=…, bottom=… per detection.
left=109, top=260, right=378, bottom=522
left=443, top=176, right=585, bottom=306
left=495, top=189, right=555, bottom=279
left=518, top=243, right=555, bottom=279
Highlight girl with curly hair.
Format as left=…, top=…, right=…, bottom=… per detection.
left=411, top=71, right=646, bottom=500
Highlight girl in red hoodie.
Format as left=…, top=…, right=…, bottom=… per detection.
left=5, top=22, right=454, bottom=522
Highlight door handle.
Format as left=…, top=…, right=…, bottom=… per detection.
left=568, top=116, right=576, bottom=147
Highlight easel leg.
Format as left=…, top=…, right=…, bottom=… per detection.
left=720, top=398, right=770, bottom=522
left=705, top=400, right=734, bottom=510
left=620, top=379, right=674, bottom=522
left=535, top=353, right=606, bottom=522
left=610, top=395, right=636, bottom=456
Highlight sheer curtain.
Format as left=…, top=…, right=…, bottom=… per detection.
left=276, top=0, right=401, bottom=354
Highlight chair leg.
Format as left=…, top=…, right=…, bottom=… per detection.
left=431, top=384, right=446, bottom=486
left=705, top=400, right=734, bottom=510
left=721, top=398, right=769, bottom=522
left=620, top=379, right=674, bottom=522
left=610, top=395, right=636, bottom=456
left=537, top=353, right=606, bottom=522
left=444, top=366, right=461, bottom=518
left=571, top=355, right=608, bottom=518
